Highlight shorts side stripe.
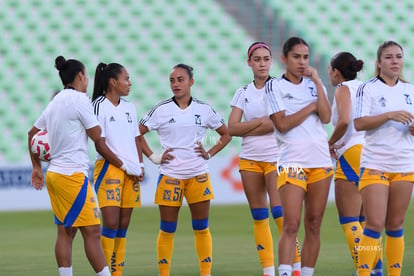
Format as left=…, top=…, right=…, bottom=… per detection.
left=64, top=176, right=88, bottom=228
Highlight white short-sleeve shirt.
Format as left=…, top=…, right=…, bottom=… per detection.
left=230, top=82, right=279, bottom=162
left=331, top=79, right=365, bottom=156
left=93, top=96, right=140, bottom=166
left=266, top=76, right=332, bottom=168
left=34, top=89, right=100, bottom=176
left=355, top=77, right=414, bottom=172
left=140, top=97, right=224, bottom=178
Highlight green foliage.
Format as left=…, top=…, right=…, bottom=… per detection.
left=0, top=202, right=413, bottom=275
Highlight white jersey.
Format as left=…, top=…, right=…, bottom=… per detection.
left=331, top=79, right=365, bottom=156
left=355, top=77, right=414, bottom=172
left=140, top=97, right=225, bottom=178
left=92, top=96, right=140, bottom=166
left=34, top=88, right=100, bottom=176
left=230, top=82, right=279, bottom=162
left=265, top=76, right=332, bottom=168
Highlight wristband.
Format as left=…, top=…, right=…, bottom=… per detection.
left=149, top=153, right=162, bottom=164
left=120, top=163, right=127, bottom=171
left=207, top=152, right=212, bottom=160
left=140, top=162, right=145, bottom=168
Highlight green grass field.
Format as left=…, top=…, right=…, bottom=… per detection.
left=1, top=202, right=413, bottom=275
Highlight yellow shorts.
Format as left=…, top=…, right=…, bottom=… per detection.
left=335, top=144, right=362, bottom=183
left=93, top=160, right=141, bottom=209
left=155, top=173, right=214, bottom=207
left=46, top=171, right=100, bottom=228
left=277, top=167, right=333, bottom=191
left=239, top=159, right=277, bottom=175
left=358, top=168, right=414, bottom=190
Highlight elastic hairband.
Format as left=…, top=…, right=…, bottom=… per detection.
left=248, top=43, right=271, bottom=58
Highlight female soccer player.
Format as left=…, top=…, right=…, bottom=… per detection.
left=228, top=42, right=301, bottom=276
left=354, top=41, right=414, bottom=276
left=328, top=52, right=366, bottom=272
left=92, top=62, right=144, bottom=275
left=139, top=63, right=231, bottom=276
left=265, top=37, right=333, bottom=276
left=28, top=56, right=111, bottom=276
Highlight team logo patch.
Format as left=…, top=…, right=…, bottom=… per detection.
left=93, top=207, right=100, bottom=218
left=309, top=87, right=317, bottom=97
left=132, top=182, right=140, bottom=192
left=106, top=190, right=115, bottom=200
left=194, top=114, right=201, bottom=125
left=125, top=112, right=132, bottom=123
left=163, top=190, right=172, bottom=200
left=404, top=94, right=412, bottom=105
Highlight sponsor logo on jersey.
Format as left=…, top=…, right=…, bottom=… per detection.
left=379, top=97, right=387, bottom=107
left=169, top=118, right=176, bottom=124
left=109, top=116, right=116, bottom=122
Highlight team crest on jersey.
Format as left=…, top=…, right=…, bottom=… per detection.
left=125, top=112, right=132, bottom=123
left=308, top=87, right=317, bottom=97
left=195, top=114, right=201, bottom=125
left=379, top=97, right=387, bottom=107
left=404, top=94, right=412, bottom=105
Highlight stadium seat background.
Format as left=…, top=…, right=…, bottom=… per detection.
left=1, top=0, right=413, bottom=164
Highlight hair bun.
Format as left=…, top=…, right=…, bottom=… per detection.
left=55, top=56, right=66, bottom=71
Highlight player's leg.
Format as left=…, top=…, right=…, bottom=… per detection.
left=154, top=175, right=184, bottom=276
left=186, top=173, right=215, bottom=276
left=112, top=176, right=141, bottom=275
left=335, top=178, right=363, bottom=270
left=100, top=206, right=120, bottom=271
left=241, top=168, right=274, bottom=276
left=384, top=180, right=413, bottom=276
left=277, top=178, right=306, bottom=276
left=357, top=182, right=388, bottom=276
left=301, top=173, right=331, bottom=275
left=55, top=225, right=77, bottom=276
left=189, top=200, right=212, bottom=276
left=157, top=205, right=180, bottom=276
left=94, top=160, right=125, bottom=271
left=267, top=171, right=301, bottom=275
left=111, top=208, right=133, bottom=276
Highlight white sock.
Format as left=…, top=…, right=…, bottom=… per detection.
left=263, top=266, right=275, bottom=276
left=301, top=266, right=314, bottom=276
left=58, top=266, right=72, bottom=276
left=278, top=264, right=292, bottom=276
left=293, top=262, right=301, bottom=271
left=96, top=266, right=110, bottom=276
